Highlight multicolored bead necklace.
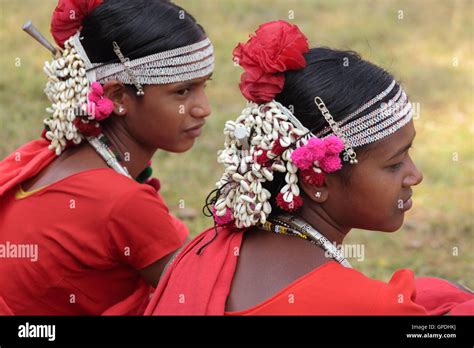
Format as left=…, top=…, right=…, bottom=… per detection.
left=261, top=213, right=352, bottom=268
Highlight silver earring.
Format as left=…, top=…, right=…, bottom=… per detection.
left=118, top=106, right=124, bottom=113
left=315, top=192, right=321, bottom=198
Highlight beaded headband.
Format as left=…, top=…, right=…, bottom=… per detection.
left=314, top=79, right=413, bottom=148
left=71, top=32, right=215, bottom=95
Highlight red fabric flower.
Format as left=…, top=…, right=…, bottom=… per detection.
left=233, top=20, right=309, bottom=74
left=238, top=72, right=284, bottom=104
left=50, top=0, right=103, bottom=48
left=233, top=20, right=309, bottom=103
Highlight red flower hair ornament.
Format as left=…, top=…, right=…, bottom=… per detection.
left=50, top=0, right=103, bottom=48
left=232, top=20, right=310, bottom=103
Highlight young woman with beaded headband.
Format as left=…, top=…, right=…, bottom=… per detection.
left=0, top=0, right=214, bottom=315
left=146, top=20, right=473, bottom=315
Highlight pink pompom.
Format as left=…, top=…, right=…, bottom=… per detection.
left=95, top=98, right=115, bottom=121
left=306, top=137, right=326, bottom=160
left=87, top=90, right=101, bottom=103
left=212, top=206, right=234, bottom=226
left=319, top=155, right=342, bottom=173
left=291, top=146, right=314, bottom=170
left=85, top=82, right=114, bottom=121
left=324, top=135, right=345, bottom=155
left=90, top=81, right=104, bottom=95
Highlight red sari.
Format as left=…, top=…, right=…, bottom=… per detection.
left=145, top=226, right=474, bottom=315
left=0, top=140, right=188, bottom=315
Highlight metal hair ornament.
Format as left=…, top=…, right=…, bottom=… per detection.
left=314, top=97, right=358, bottom=164
left=112, top=41, right=145, bottom=96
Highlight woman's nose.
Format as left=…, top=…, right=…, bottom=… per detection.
left=404, top=157, right=424, bottom=187
left=191, top=91, right=211, bottom=118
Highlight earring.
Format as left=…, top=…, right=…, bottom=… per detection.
left=315, top=192, right=321, bottom=198
left=118, top=106, right=124, bottom=113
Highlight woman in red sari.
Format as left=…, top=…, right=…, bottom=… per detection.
left=146, top=20, right=473, bottom=315
left=0, top=0, right=213, bottom=315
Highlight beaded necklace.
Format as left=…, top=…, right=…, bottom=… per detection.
left=86, top=133, right=153, bottom=182
left=261, top=213, right=352, bottom=268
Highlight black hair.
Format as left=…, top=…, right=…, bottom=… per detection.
left=260, top=47, right=398, bottom=213
left=80, top=0, right=205, bottom=92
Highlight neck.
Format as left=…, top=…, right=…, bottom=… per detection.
left=294, top=196, right=350, bottom=245
left=100, top=118, right=155, bottom=179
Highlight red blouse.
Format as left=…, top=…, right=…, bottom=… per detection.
left=146, top=227, right=474, bottom=315
left=0, top=140, right=188, bottom=315
left=226, top=262, right=426, bottom=315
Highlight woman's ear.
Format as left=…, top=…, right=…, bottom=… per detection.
left=102, top=80, right=128, bottom=116
left=297, top=172, right=329, bottom=203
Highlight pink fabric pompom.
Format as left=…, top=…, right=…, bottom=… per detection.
left=86, top=82, right=114, bottom=121
left=90, top=81, right=103, bottom=96
left=292, top=135, right=345, bottom=174
left=319, top=155, right=342, bottom=173
left=291, top=146, right=314, bottom=170
left=95, top=98, right=114, bottom=121
left=324, top=135, right=345, bottom=155
left=305, top=137, right=326, bottom=160
left=212, top=206, right=234, bottom=226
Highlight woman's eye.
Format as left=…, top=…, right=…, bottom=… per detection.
left=389, top=146, right=413, bottom=171
left=177, top=88, right=191, bottom=96
left=389, top=162, right=403, bottom=171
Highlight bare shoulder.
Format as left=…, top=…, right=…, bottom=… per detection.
left=225, top=227, right=332, bottom=312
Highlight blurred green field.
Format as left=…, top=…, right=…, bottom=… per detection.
left=0, top=0, right=473, bottom=288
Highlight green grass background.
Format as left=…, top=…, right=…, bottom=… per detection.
left=1, top=0, right=472, bottom=288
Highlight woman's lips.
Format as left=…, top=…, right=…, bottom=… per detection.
left=401, top=197, right=413, bottom=211
left=184, top=124, right=204, bottom=138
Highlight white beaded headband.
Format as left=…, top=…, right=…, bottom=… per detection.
left=71, top=32, right=215, bottom=94
left=314, top=79, right=413, bottom=148
left=265, top=80, right=413, bottom=163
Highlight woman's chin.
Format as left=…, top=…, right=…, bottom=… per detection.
left=160, top=140, right=195, bottom=153
left=382, top=216, right=404, bottom=232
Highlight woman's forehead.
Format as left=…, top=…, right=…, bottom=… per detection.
left=362, top=120, right=416, bottom=160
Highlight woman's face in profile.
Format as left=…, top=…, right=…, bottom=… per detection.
left=322, top=119, right=423, bottom=232
left=120, top=73, right=213, bottom=153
